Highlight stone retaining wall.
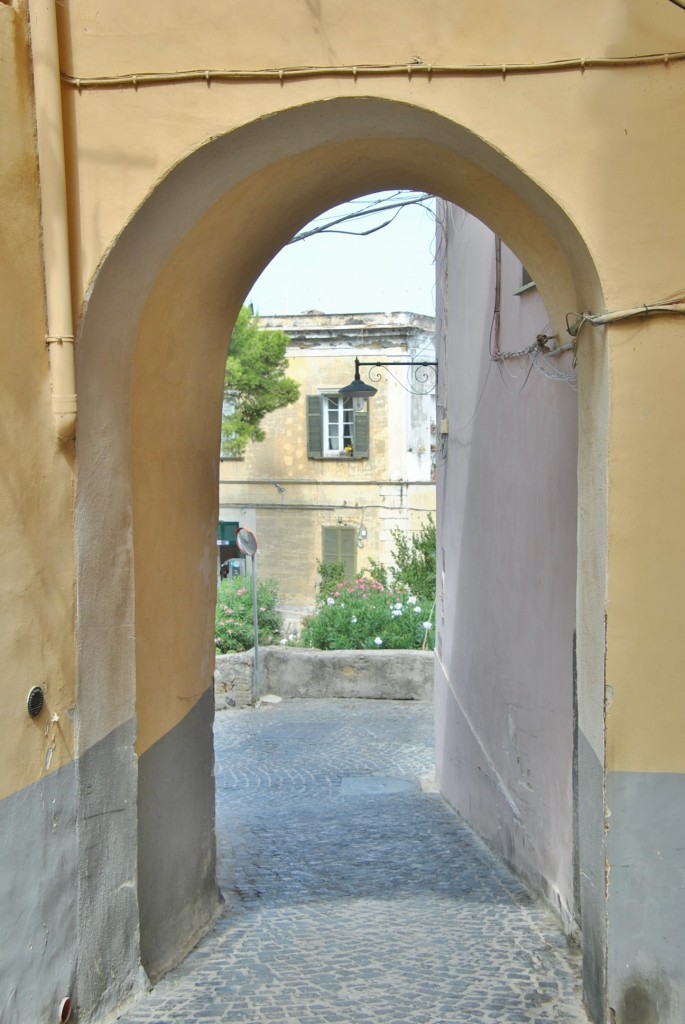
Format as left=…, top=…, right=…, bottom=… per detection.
left=214, top=647, right=434, bottom=709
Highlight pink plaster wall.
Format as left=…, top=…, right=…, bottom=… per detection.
left=434, top=205, right=578, bottom=928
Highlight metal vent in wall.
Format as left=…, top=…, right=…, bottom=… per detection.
left=27, top=686, right=44, bottom=718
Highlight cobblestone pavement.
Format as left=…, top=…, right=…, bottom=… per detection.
left=115, top=699, right=589, bottom=1024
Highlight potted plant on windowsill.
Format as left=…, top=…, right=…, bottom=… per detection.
left=344, top=445, right=354, bottom=457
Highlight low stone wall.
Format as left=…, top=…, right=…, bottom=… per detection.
left=214, top=647, right=434, bottom=709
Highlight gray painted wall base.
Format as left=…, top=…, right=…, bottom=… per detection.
left=138, top=688, right=220, bottom=981
left=76, top=717, right=148, bottom=1022
left=0, top=760, right=78, bottom=1024
left=1, top=699, right=220, bottom=1023
left=607, top=771, right=685, bottom=1024
left=0, top=718, right=147, bottom=1023
left=577, top=729, right=606, bottom=1024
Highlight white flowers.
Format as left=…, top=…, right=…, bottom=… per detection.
left=374, top=637, right=383, bottom=646
left=391, top=608, right=402, bottom=618
left=351, top=616, right=357, bottom=624
left=413, top=606, right=422, bottom=614
left=422, top=621, right=432, bottom=630
left=407, top=595, right=418, bottom=605
left=326, top=597, right=335, bottom=605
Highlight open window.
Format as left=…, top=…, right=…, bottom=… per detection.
left=307, top=393, right=369, bottom=459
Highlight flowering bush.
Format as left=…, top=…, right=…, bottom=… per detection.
left=299, top=576, right=434, bottom=651
left=215, top=576, right=283, bottom=654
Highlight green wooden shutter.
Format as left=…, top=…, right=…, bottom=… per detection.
left=322, top=526, right=357, bottom=578
left=307, top=395, right=323, bottom=458
left=352, top=405, right=369, bottom=458
left=322, top=527, right=340, bottom=565
left=338, top=527, right=357, bottom=577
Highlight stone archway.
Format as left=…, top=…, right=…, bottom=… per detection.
left=74, top=97, right=606, bottom=1020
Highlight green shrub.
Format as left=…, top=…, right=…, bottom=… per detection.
left=215, top=576, right=282, bottom=654
left=369, top=513, right=436, bottom=604
left=299, top=576, right=434, bottom=651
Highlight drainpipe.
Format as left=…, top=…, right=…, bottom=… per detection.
left=493, top=236, right=502, bottom=359
left=30, top=0, right=77, bottom=442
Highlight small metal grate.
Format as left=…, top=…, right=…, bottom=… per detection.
left=27, top=686, right=44, bottom=718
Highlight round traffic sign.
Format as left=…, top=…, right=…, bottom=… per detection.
left=235, top=527, right=258, bottom=557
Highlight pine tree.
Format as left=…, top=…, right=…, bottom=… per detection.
left=222, top=307, right=300, bottom=457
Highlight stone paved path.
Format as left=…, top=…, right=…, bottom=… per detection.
left=115, top=699, right=589, bottom=1024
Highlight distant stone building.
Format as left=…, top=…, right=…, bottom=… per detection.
left=218, top=311, right=436, bottom=621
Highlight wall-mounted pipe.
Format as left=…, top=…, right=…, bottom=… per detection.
left=59, top=49, right=685, bottom=90
left=30, top=0, right=77, bottom=442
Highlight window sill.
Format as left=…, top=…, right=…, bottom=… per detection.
left=513, top=280, right=537, bottom=296
left=309, top=455, right=367, bottom=461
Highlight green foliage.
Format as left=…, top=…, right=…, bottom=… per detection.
left=301, top=516, right=437, bottom=651
left=315, top=560, right=346, bottom=604
left=369, top=514, right=436, bottom=603
left=215, top=576, right=283, bottom=654
left=222, top=306, right=300, bottom=458
left=299, top=576, right=434, bottom=651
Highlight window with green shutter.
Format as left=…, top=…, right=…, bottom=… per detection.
left=322, top=526, right=357, bottom=578
left=307, top=395, right=324, bottom=458
left=352, top=403, right=369, bottom=457
left=306, top=394, right=369, bottom=459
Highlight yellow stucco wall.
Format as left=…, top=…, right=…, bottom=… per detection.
left=56, top=2, right=685, bottom=312
left=605, top=315, right=685, bottom=774
left=70, top=2, right=685, bottom=774
left=0, top=3, right=75, bottom=802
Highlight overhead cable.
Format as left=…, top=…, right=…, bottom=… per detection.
left=567, top=297, right=685, bottom=338
left=61, top=51, right=685, bottom=90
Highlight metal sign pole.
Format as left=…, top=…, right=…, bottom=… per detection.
left=250, top=551, right=260, bottom=703
left=236, top=528, right=260, bottom=704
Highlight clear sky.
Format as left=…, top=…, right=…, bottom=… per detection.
left=246, top=192, right=437, bottom=317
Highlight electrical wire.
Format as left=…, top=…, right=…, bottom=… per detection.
left=287, top=193, right=433, bottom=245
left=530, top=347, right=577, bottom=389
left=567, top=297, right=685, bottom=338
left=496, top=355, right=534, bottom=396
left=491, top=326, right=577, bottom=390
left=61, top=50, right=685, bottom=90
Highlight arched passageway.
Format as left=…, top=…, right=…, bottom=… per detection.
left=74, top=99, right=606, bottom=1021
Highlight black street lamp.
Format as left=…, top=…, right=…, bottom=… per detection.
left=339, top=357, right=438, bottom=404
